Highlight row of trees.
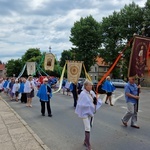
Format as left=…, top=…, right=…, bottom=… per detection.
left=5, top=1, right=150, bottom=78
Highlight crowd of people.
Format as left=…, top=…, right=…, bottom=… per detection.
left=0, top=75, right=141, bottom=150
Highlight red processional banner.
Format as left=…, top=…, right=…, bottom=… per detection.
left=128, top=36, right=150, bottom=78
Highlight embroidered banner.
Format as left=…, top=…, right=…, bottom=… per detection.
left=147, top=44, right=150, bottom=76
left=67, top=61, right=83, bottom=83
left=26, top=62, right=36, bottom=75
left=44, top=53, right=55, bottom=71
left=128, top=36, right=150, bottom=78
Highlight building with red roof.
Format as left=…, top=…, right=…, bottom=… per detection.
left=88, top=57, right=109, bottom=81
left=0, top=64, right=6, bottom=77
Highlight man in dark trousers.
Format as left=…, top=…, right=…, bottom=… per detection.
left=37, top=78, right=52, bottom=117
left=70, top=82, right=78, bottom=108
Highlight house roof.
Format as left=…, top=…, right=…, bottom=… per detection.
left=96, top=57, right=108, bottom=66
left=0, top=64, right=5, bottom=70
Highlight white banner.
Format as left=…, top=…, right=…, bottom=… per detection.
left=44, top=53, right=55, bottom=71
left=26, top=62, right=36, bottom=75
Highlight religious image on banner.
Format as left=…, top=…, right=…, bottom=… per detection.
left=67, top=61, right=83, bottom=84
left=26, top=62, right=36, bottom=75
left=147, top=44, right=150, bottom=76
left=128, top=36, right=150, bottom=78
left=44, top=53, right=55, bottom=71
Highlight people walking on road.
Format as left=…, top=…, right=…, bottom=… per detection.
left=69, top=82, right=78, bottom=108
left=102, top=76, right=116, bottom=106
left=0, top=79, right=4, bottom=93
left=121, top=76, right=140, bottom=129
left=19, top=77, right=27, bottom=103
left=12, top=78, right=20, bottom=102
left=37, top=78, right=52, bottom=117
left=24, top=76, right=35, bottom=107
left=8, top=78, right=15, bottom=100
left=2, top=78, right=9, bottom=94
left=75, top=80, right=102, bottom=150
left=62, top=78, right=67, bottom=95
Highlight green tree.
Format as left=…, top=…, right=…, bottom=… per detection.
left=70, top=15, right=101, bottom=72
left=59, top=50, right=73, bottom=67
left=99, top=2, right=144, bottom=78
left=22, top=48, right=42, bottom=64
left=143, top=0, right=150, bottom=37
left=6, top=59, right=22, bottom=77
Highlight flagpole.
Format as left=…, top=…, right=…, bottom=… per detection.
left=96, top=37, right=134, bottom=93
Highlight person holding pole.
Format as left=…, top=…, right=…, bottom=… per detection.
left=121, top=76, right=141, bottom=129
left=75, top=80, right=102, bottom=150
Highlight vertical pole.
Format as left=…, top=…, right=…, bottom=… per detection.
left=137, top=78, right=140, bottom=112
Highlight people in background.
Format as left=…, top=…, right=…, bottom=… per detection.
left=24, top=76, right=35, bottom=107
left=62, top=78, right=67, bottom=95
left=0, top=79, right=4, bottom=93
left=8, top=78, right=15, bottom=100
left=70, top=82, right=78, bottom=108
left=19, top=77, right=27, bottom=103
left=12, top=78, right=20, bottom=102
left=102, top=76, right=116, bottom=106
left=3, top=78, right=9, bottom=94
left=37, top=78, right=52, bottom=117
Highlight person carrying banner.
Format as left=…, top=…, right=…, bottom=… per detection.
left=121, top=76, right=141, bottom=129
left=75, top=80, right=102, bottom=150
left=37, top=78, right=52, bottom=117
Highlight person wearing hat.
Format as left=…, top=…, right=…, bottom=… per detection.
left=37, top=77, right=52, bottom=117
left=102, top=76, right=116, bottom=106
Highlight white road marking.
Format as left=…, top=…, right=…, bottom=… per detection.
left=121, top=106, right=142, bottom=112
left=112, top=91, right=124, bottom=104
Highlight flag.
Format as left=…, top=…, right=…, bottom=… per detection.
left=128, top=36, right=150, bottom=78
left=44, top=53, right=55, bottom=71
left=67, top=61, right=83, bottom=83
left=26, top=62, right=36, bottom=75
left=147, top=44, right=150, bottom=76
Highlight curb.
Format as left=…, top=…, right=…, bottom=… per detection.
left=0, top=96, right=50, bottom=150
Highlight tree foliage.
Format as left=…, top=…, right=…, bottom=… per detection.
left=143, top=0, right=150, bottom=37
left=70, top=15, right=101, bottom=72
left=6, top=59, right=22, bottom=77
left=59, top=50, right=73, bottom=67
left=21, top=48, right=42, bottom=64
left=99, top=2, right=144, bottom=78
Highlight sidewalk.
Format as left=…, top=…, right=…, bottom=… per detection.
left=0, top=95, right=50, bottom=150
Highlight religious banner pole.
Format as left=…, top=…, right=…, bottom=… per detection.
left=96, top=37, right=134, bottom=93
left=128, top=35, right=150, bottom=112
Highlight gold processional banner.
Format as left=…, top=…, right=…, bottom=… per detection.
left=128, top=36, right=150, bottom=78
left=26, top=62, right=36, bottom=75
left=44, top=53, right=55, bottom=71
left=67, top=60, right=83, bottom=83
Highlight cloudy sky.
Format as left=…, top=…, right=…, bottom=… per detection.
left=0, top=0, right=147, bottom=63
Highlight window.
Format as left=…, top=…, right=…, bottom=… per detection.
left=95, top=67, right=97, bottom=72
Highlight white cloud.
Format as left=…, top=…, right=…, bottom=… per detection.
left=0, top=0, right=147, bottom=63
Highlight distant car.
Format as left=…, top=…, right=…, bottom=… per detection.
left=111, top=79, right=127, bottom=88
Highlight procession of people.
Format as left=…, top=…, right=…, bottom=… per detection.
left=0, top=74, right=142, bottom=150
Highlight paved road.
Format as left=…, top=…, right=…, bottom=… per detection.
left=2, top=88, right=150, bottom=150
